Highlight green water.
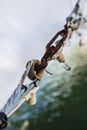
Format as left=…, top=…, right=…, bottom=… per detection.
left=5, top=46, right=87, bottom=130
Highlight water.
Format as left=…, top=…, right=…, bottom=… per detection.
left=5, top=45, right=87, bottom=130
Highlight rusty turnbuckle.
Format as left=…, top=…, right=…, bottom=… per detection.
left=26, top=24, right=69, bottom=82
left=26, top=7, right=85, bottom=81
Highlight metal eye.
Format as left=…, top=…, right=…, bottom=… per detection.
left=0, top=112, right=7, bottom=129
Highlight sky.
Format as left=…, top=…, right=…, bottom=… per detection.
left=0, top=0, right=87, bottom=108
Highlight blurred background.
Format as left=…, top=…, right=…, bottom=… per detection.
left=0, top=0, right=87, bottom=130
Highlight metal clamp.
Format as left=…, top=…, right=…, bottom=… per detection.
left=26, top=59, right=45, bottom=80
left=22, top=82, right=39, bottom=105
